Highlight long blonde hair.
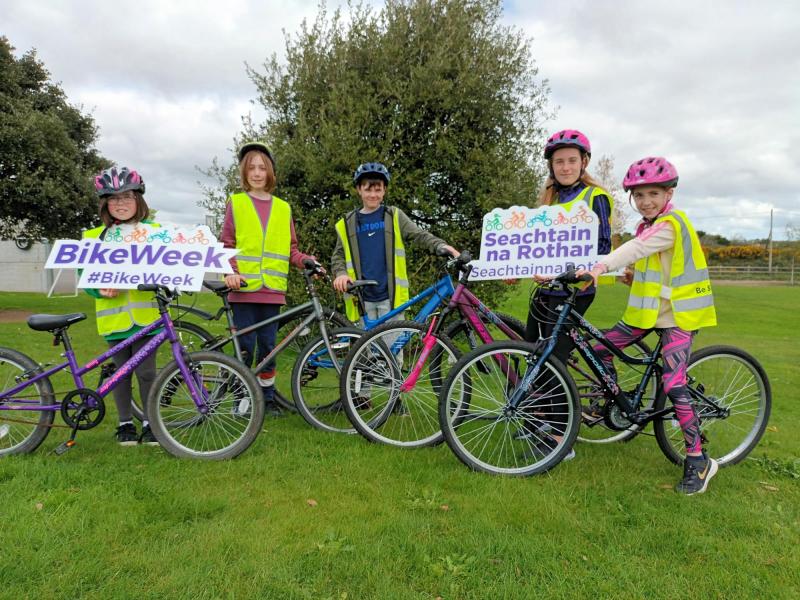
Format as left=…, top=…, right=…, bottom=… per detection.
left=537, top=171, right=604, bottom=206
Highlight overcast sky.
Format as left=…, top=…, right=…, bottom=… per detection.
left=3, top=0, right=798, bottom=239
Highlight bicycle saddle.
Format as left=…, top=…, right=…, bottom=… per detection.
left=27, top=313, right=87, bottom=331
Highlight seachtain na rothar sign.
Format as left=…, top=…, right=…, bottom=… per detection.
left=45, top=224, right=238, bottom=292
left=468, top=201, right=605, bottom=281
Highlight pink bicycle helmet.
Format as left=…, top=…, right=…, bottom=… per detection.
left=623, top=157, right=679, bottom=191
left=94, top=167, right=145, bottom=197
left=544, top=129, right=591, bottom=159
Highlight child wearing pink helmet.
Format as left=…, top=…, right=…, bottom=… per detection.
left=518, top=130, right=614, bottom=460
left=579, top=157, right=718, bottom=495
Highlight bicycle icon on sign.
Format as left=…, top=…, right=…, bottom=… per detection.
left=527, top=213, right=552, bottom=227
left=484, top=214, right=504, bottom=231
left=503, top=211, right=527, bottom=230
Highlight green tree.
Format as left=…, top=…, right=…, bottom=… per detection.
left=0, top=37, right=107, bottom=241
left=200, top=0, right=550, bottom=304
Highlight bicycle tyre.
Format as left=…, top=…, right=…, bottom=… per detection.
left=653, top=345, right=771, bottom=467
left=147, top=351, right=264, bottom=460
left=0, top=347, right=56, bottom=456
left=292, top=327, right=364, bottom=434
left=438, top=340, right=581, bottom=476
left=572, top=339, right=657, bottom=444
left=340, top=320, right=461, bottom=448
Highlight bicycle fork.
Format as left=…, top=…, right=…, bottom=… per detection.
left=398, top=317, right=439, bottom=393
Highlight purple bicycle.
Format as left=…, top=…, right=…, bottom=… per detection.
left=0, top=284, right=263, bottom=460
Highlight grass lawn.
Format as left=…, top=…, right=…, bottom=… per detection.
left=0, top=283, right=798, bottom=599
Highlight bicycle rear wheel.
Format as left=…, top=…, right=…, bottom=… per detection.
left=572, top=339, right=657, bottom=444
left=340, top=321, right=460, bottom=448
left=0, top=347, right=55, bottom=456
left=147, top=351, right=264, bottom=460
left=439, top=340, right=580, bottom=476
left=653, top=345, right=771, bottom=466
left=292, top=327, right=363, bottom=433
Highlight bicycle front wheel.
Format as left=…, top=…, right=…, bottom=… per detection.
left=653, top=345, right=771, bottom=467
left=0, top=347, right=55, bottom=456
left=340, top=320, right=460, bottom=448
left=292, top=327, right=363, bottom=434
left=439, top=340, right=580, bottom=476
left=134, top=320, right=217, bottom=422
left=271, top=307, right=351, bottom=411
left=147, top=351, right=265, bottom=460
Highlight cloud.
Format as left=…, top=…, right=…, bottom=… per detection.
left=510, top=0, right=800, bottom=238
left=2, top=0, right=798, bottom=238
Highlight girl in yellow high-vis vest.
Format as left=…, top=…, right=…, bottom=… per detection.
left=580, top=157, right=718, bottom=496
left=220, top=142, right=318, bottom=414
left=84, top=166, right=160, bottom=446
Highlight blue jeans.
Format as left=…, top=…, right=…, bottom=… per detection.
left=231, top=302, right=280, bottom=402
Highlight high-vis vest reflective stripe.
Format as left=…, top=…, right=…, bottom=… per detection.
left=83, top=225, right=160, bottom=337
left=622, top=209, right=716, bottom=330
left=230, top=193, right=291, bottom=293
left=559, top=186, right=616, bottom=285
left=334, top=210, right=409, bottom=322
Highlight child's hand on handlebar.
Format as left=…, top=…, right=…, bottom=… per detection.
left=575, top=264, right=607, bottom=287
left=333, top=274, right=353, bottom=293
left=441, top=244, right=460, bottom=258
left=224, top=274, right=246, bottom=290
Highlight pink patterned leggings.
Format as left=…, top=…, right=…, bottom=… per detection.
left=593, top=322, right=701, bottom=454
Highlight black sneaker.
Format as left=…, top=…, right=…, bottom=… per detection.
left=519, top=433, right=575, bottom=462
left=264, top=401, right=283, bottom=417
left=675, top=452, right=718, bottom=495
left=139, top=425, right=159, bottom=446
left=392, top=401, right=409, bottom=416
left=353, top=396, right=373, bottom=410
left=115, top=423, right=138, bottom=446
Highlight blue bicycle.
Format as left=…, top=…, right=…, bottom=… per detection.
left=291, top=257, right=525, bottom=433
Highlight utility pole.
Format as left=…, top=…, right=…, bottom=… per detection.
left=768, top=208, right=773, bottom=274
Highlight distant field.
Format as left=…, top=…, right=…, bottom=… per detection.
left=0, top=283, right=798, bottom=598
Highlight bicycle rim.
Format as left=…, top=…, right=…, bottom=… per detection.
left=148, top=352, right=265, bottom=460
left=653, top=345, right=771, bottom=466
left=439, top=341, right=580, bottom=476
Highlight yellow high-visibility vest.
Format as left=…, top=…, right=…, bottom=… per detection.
left=623, top=209, right=716, bottom=330
left=230, top=193, right=291, bottom=293
left=559, top=186, right=616, bottom=285
left=83, top=225, right=160, bottom=337
left=334, top=210, right=409, bottom=321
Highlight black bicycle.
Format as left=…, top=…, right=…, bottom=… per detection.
left=438, top=268, right=771, bottom=476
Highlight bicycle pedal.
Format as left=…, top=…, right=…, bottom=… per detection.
left=54, top=440, right=76, bottom=455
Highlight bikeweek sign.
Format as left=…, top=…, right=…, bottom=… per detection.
left=468, top=200, right=602, bottom=281
left=44, top=224, right=238, bottom=292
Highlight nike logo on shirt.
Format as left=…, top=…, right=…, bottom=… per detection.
left=368, top=232, right=377, bottom=237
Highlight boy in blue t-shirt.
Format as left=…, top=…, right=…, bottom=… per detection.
left=332, top=162, right=458, bottom=323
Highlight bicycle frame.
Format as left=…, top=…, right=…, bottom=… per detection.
left=506, top=284, right=664, bottom=422
left=398, top=259, right=521, bottom=392
left=358, top=273, right=455, bottom=328
left=1, top=299, right=210, bottom=416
